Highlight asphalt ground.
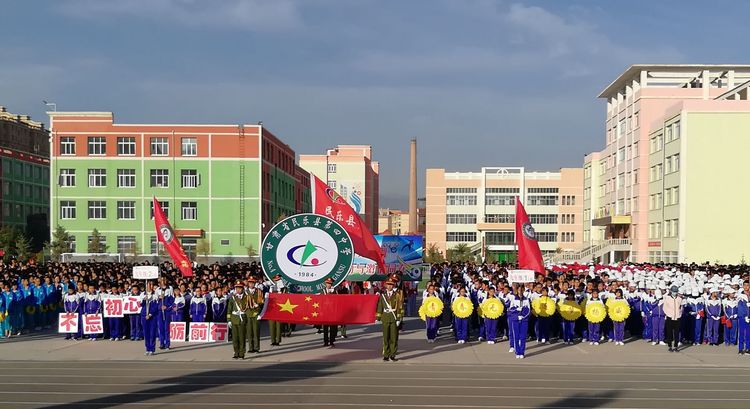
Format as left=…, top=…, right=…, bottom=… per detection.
left=1, top=317, right=749, bottom=408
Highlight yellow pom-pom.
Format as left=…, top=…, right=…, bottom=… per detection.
left=480, top=298, right=504, bottom=319
left=451, top=297, right=474, bottom=319
left=585, top=302, right=606, bottom=324
left=558, top=300, right=583, bottom=321
left=422, top=297, right=444, bottom=318
left=532, top=296, right=557, bottom=317
left=418, top=304, right=426, bottom=321
left=608, top=300, right=631, bottom=322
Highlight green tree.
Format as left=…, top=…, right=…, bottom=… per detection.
left=196, top=238, right=211, bottom=259
left=14, top=233, right=32, bottom=263
left=247, top=243, right=258, bottom=258
left=446, top=243, right=474, bottom=263
left=49, top=225, right=73, bottom=261
left=424, top=242, right=445, bottom=264
left=0, top=226, right=19, bottom=260
left=88, top=228, right=107, bottom=253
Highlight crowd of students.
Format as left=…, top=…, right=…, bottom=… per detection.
left=423, top=262, right=750, bottom=358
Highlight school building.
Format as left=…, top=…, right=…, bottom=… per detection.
left=48, top=111, right=310, bottom=259
left=425, top=167, right=583, bottom=262
left=576, top=65, right=750, bottom=264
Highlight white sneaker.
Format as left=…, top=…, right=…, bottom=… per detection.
left=509, top=347, right=515, bottom=353
left=515, top=355, right=520, bottom=359
left=519, top=355, right=525, bottom=359
left=478, top=337, right=483, bottom=342
left=589, top=341, right=594, bottom=345
left=487, top=341, right=495, bottom=345
left=541, top=338, right=546, bottom=344
left=659, top=341, right=667, bottom=346
left=651, top=341, right=657, bottom=346
left=594, top=342, right=599, bottom=346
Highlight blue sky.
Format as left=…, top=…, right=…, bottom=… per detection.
left=1, top=0, right=746, bottom=208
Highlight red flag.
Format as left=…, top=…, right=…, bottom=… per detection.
left=153, top=197, right=193, bottom=277
left=515, top=198, right=545, bottom=274
left=310, top=173, right=386, bottom=273
left=259, top=293, right=378, bottom=325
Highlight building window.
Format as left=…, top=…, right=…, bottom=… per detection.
left=446, top=188, right=477, bottom=194
left=181, top=238, right=197, bottom=259
left=117, top=137, right=136, bottom=155
left=529, top=214, right=558, bottom=224
left=117, top=201, right=135, bottom=220
left=561, top=232, right=576, bottom=242
left=327, top=164, right=336, bottom=173
left=181, top=169, right=199, bottom=188
left=150, top=236, right=164, bottom=255
left=88, top=169, right=106, bottom=187
left=446, top=214, right=477, bottom=224
left=60, top=137, right=76, bottom=155
left=181, top=137, right=197, bottom=156
left=150, top=169, right=169, bottom=187
left=87, top=136, right=106, bottom=155
left=487, top=187, right=520, bottom=194
left=59, top=169, right=76, bottom=187
left=181, top=201, right=197, bottom=220
left=484, top=195, right=514, bottom=206
left=327, top=180, right=337, bottom=189
left=60, top=201, right=76, bottom=219
left=536, top=232, right=558, bottom=242
left=220, top=239, right=230, bottom=246
left=528, top=195, right=558, bottom=206
left=150, top=201, right=168, bottom=219
left=485, top=231, right=514, bottom=245
left=117, top=169, right=136, bottom=188
left=117, top=236, right=137, bottom=254
left=448, top=195, right=478, bottom=206
left=88, top=201, right=107, bottom=220
left=485, top=214, right=515, bottom=223
left=446, top=232, right=477, bottom=242
left=150, top=137, right=169, bottom=156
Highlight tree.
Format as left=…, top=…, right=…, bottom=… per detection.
left=14, top=233, right=32, bottom=263
left=446, top=243, right=474, bottom=263
left=0, top=226, right=19, bottom=260
left=88, top=228, right=107, bottom=253
left=247, top=243, right=258, bottom=258
left=49, top=225, right=73, bottom=261
left=424, top=242, right=445, bottom=264
left=196, top=238, right=211, bottom=259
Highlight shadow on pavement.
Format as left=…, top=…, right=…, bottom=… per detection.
left=39, top=361, right=342, bottom=409
left=536, top=390, right=620, bottom=408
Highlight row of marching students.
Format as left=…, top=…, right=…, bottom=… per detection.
left=0, top=276, right=65, bottom=338
left=421, top=276, right=750, bottom=356
left=60, top=279, right=230, bottom=348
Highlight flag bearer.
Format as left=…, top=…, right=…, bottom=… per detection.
left=245, top=277, right=264, bottom=354
left=376, top=278, right=403, bottom=361
left=227, top=281, right=249, bottom=359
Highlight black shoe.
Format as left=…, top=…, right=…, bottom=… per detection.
left=389, top=356, right=399, bottom=362
left=383, top=357, right=389, bottom=361
left=329, top=343, right=335, bottom=348
left=240, top=356, right=246, bottom=359
left=232, top=355, right=239, bottom=360
left=668, top=348, right=673, bottom=352
left=255, top=350, right=260, bottom=354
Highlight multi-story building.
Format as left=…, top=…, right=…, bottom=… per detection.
left=580, top=64, right=750, bottom=263
left=426, top=167, right=583, bottom=262
left=299, top=145, right=379, bottom=232
left=49, top=111, right=309, bottom=259
left=0, top=106, right=50, bottom=249
left=378, top=208, right=403, bottom=234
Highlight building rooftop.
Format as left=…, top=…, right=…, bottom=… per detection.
left=1, top=106, right=45, bottom=129
left=599, top=64, right=750, bottom=99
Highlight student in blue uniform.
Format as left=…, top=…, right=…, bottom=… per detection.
left=509, top=285, right=531, bottom=359
left=611, top=289, right=628, bottom=346
left=641, top=288, right=654, bottom=342
left=453, top=286, right=470, bottom=344
left=63, top=287, right=81, bottom=340
left=423, top=283, right=440, bottom=342
left=483, top=286, right=500, bottom=344
left=158, top=286, right=175, bottom=350
left=129, top=285, right=144, bottom=341
left=83, top=287, right=102, bottom=340
left=212, top=288, right=227, bottom=323
left=722, top=289, right=738, bottom=346
left=4, top=283, right=19, bottom=337
left=560, top=290, right=577, bottom=344
left=171, top=288, right=186, bottom=323
left=587, top=290, right=604, bottom=345
left=108, top=286, right=124, bottom=341
left=189, top=288, right=208, bottom=322
left=651, top=290, right=666, bottom=346
left=705, top=289, right=722, bottom=345
left=687, top=289, right=704, bottom=345
left=738, top=281, right=750, bottom=354
left=141, top=290, right=160, bottom=356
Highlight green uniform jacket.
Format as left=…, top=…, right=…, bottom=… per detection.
left=376, top=290, right=404, bottom=323
left=226, top=294, right=249, bottom=325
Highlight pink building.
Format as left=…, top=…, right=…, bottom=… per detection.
left=581, top=65, right=750, bottom=263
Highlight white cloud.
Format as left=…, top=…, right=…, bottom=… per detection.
left=55, top=0, right=302, bottom=31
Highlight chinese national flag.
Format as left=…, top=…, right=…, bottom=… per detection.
left=515, top=198, right=545, bottom=275
left=153, top=197, right=193, bottom=277
left=310, top=173, right=386, bottom=273
left=260, top=293, right=378, bottom=325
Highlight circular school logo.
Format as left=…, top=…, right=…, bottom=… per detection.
left=159, top=224, right=174, bottom=243
left=261, top=214, right=354, bottom=293
left=522, top=222, right=537, bottom=241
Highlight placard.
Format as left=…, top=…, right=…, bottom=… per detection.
left=58, top=313, right=79, bottom=333
left=133, top=266, right=159, bottom=280
left=103, top=297, right=124, bottom=318
left=83, top=314, right=104, bottom=334
left=508, top=269, right=536, bottom=284
left=189, top=322, right=210, bottom=342
left=123, top=296, right=143, bottom=314
left=209, top=322, right=229, bottom=342
left=170, top=322, right=187, bottom=342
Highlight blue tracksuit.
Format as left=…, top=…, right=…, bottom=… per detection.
left=141, top=295, right=160, bottom=353
left=509, top=297, right=531, bottom=356
left=705, top=300, right=722, bottom=344
left=158, top=294, right=174, bottom=348
left=723, top=300, right=738, bottom=345
left=63, top=294, right=82, bottom=339
left=641, top=296, right=653, bottom=340
left=738, top=293, right=750, bottom=352
left=189, top=298, right=208, bottom=322
left=689, top=297, right=705, bottom=344
left=83, top=295, right=102, bottom=339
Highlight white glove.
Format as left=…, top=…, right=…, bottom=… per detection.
left=518, top=316, right=523, bottom=321
left=641, top=312, right=645, bottom=317
left=696, top=316, right=700, bottom=321
left=745, top=317, right=750, bottom=324
left=227, top=322, right=232, bottom=329
left=396, top=321, right=401, bottom=326
left=689, top=311, right=695, bottom=315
